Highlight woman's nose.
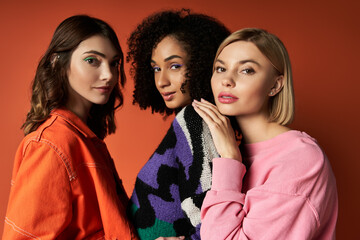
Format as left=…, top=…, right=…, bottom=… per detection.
left=156, top=71, right=170, bottom=88
left=100, top=63, right=113, bottom=81
left=221, top=74, right=236, bottom=87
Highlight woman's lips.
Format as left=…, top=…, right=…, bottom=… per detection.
left=218, top=92, right=239, bottom=103
left=95, top=86, right=111, bottom=93
left=162, top=92, right=176, bottom=101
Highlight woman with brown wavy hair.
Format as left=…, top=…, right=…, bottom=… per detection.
left=3, top=15, right=138, bottom=239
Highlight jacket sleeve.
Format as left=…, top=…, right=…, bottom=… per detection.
left=3, top=140, right=72, bottom=239
left=200, top=158, right=319, bottom=240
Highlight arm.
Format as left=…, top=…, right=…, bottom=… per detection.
left=3, top=140, right=72, bottom=239
left=193, top=100, right=319, bottom=239
left=201, top=158, right=319, bottom=240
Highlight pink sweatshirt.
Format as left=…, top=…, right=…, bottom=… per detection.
left=200, top=130, right=338, bottom=239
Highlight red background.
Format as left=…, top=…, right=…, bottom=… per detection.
left=0, top=0, right=359, bottom=238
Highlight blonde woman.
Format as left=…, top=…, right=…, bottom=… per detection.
left=193, top=28, right=338, bottom=239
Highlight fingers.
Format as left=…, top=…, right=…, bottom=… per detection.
left=193, top=99, right=242, bottom=161
left=192, top=101, right=214, bottom=126
left=195, top=99, right=223, bottom=119
left=192, top=99, right=227, bottom=126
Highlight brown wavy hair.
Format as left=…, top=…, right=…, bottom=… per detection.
left=22, top=15, right=126, bottom=139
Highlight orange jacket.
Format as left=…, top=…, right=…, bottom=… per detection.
left=3, top=108, right=138, bottom=240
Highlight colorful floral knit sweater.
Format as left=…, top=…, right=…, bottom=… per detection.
left=128, top=105, right=219, bottom=239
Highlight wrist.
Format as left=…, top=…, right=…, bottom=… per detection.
left=221, top=150, right=242, bottom=162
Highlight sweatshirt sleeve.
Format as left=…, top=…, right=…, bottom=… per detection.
left=200, top=158, right=319, bottom=240
left=3, top=141, right=72, bottom=239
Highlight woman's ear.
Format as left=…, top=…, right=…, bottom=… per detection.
left=268, top=75, right=284, bottom=96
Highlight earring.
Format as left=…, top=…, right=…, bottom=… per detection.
left=51, top=55, right=60, bottom=65
left=270, top=91, right=274, bottom=96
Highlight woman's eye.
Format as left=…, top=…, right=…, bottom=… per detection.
left=215, top=66, right=226, bottom=73
left=170, top=64, right=183, bottom=70
left=241, top=68, right=255, bottom=74
left=84, top=57, right=99, bottom=65
left=152, top=66, right=160, bottom=72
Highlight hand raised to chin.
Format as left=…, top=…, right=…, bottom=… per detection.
left=192, top=99, right=242, bottom=162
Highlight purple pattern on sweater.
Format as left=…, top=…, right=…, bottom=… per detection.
left=136, top=150, right=179, bottom=190
left=129, top=105, right=219, bottom=240
left=148, top=184, right=185, bottom=222
left=136, top=119, right=195, bottom=189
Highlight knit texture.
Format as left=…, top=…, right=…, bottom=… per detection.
left=128, top=106, right=219, bottom=239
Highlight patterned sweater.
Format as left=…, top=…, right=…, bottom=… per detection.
left=128, top=105, right=219, bottom=239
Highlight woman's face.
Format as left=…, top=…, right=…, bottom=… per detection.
left=151, top=36, right=191, bottom=109
left=211, top=41, right=280, bottom=119
left=66, top=35, right=120, bottom=114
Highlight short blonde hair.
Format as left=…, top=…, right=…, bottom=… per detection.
left=214, top=28, right=294, bottom=125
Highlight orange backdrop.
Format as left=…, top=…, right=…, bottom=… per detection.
left=0, top=0, right=359, bottom=238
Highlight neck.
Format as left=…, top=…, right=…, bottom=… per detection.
left=67, top=104, right=91, bottom=123
left=66, top=98, right=92, bottom=124
left=236, top=114, right=290, bottom=144
left=65, top=85, right=93, bottom=123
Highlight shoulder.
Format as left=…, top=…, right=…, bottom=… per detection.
left=281, top=132, right=328, bottom=183
left=33, top=114, right=87, bottom=150
left=274, top=131, right=338, bottom=223
left=14, top=125, right=77, bottom=183
left=173, top=105, right=219, bottom=163
left=274, top=130, right=325, bottom=164
left=285, top=131, right=336, bottom=184
left=259, top=131, right=333, bottom=193
left=175, top=105, right=202, bottom=127
left=17, top=111, right=106, bottom=182
left=266, top=131, right=328, bottom=182
left=174, top=105, right=212, bottom=140
left=173, top=105, right=216, bottom=149
left=20, top=115, right=87, bottom=171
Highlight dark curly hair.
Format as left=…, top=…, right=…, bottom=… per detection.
left=127, top=9, right=230, bottom=115
left=22, top=15, right=126, bottom=139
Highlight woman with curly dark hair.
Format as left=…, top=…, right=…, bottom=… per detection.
left=3, top=15, right=137, bottom=239
left=126, top=9, right=230, bottom=240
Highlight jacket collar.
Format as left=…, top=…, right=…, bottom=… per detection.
left=50, top=107, right=97, bottom=138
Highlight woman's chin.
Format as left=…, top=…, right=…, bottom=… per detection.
left=217, top=106, right=239, bottom=116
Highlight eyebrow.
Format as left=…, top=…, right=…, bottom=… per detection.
left=216, top=58, right=261, bottom=66
left=151, top=55, right=183, bottom=64
left=83, top=50, right=119, bottom=59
